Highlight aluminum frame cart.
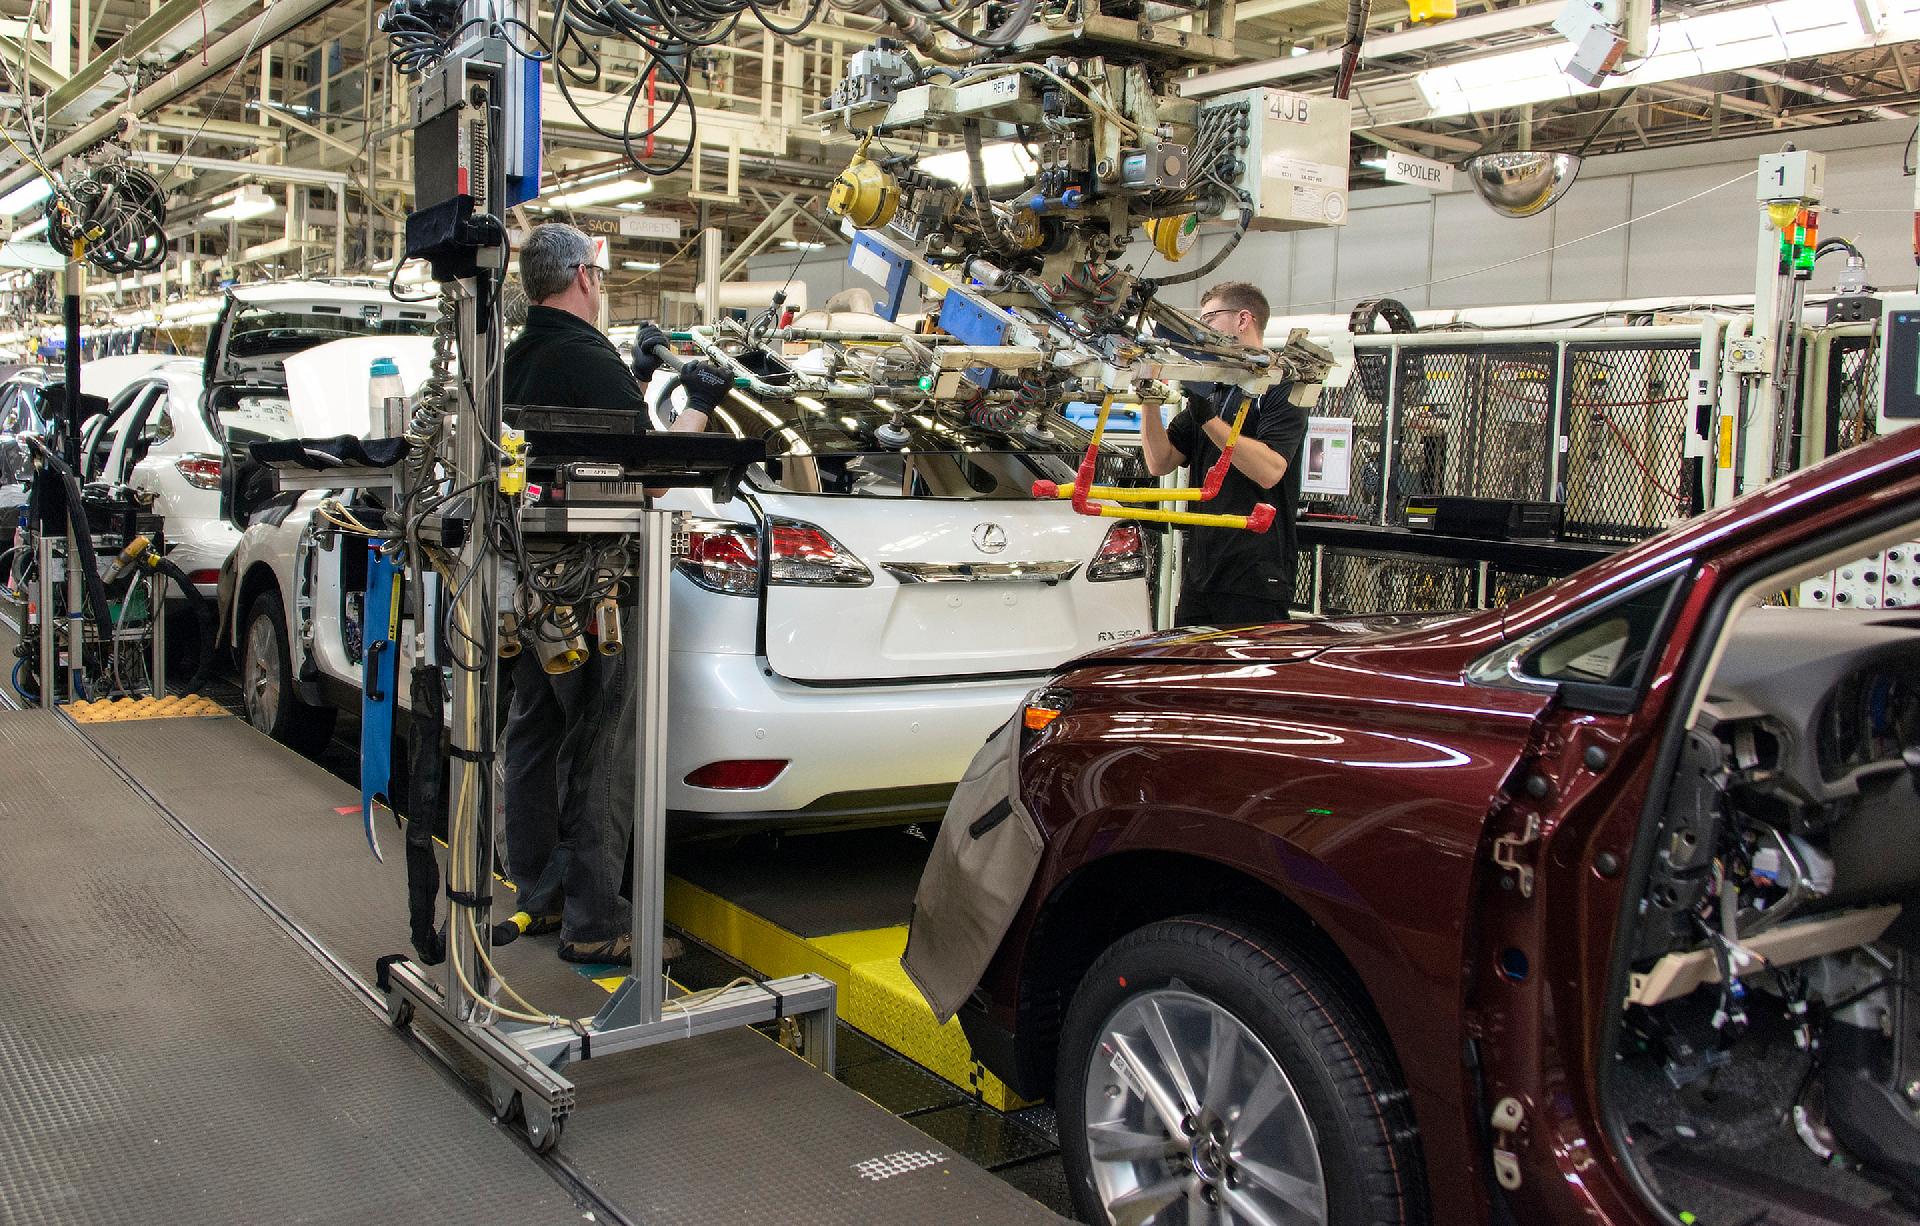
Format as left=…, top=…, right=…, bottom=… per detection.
left=379, top=459, right=836, bottom=1153
left=366, top=17, right=833, bottom=1152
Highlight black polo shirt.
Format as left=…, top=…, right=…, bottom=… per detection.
left=1165, top=383, right=1307, bottom=607
left=503, top=305, right=648, bottom=413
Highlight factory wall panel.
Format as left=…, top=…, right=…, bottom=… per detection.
left=1288, top=225, right=1340, bottom=318
left=1332, top=200, right=1433, bottom=313
left=1543, top=174, right=1631, bottom=304
left=1428, top=188, right=1554, bottom=309
left=1622, top=164, right=1761, bottom=301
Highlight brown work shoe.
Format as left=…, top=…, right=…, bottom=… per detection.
left=556, top=933, right=686, bottom=966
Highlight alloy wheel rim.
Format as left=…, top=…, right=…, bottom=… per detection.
left=1083, top=988, right=1327, bottom=1226
left=243, top=617, right=278, bottom=731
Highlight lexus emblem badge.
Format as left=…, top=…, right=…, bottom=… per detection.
left=972, top=522, right=1008, bottom=554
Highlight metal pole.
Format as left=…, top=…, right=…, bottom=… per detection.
left=63, top=253, right=82, bottom=478
left=64, top=525, right=80, bottom=701
left=628, top=511, right=670, bottom=1023
left=446, top=277, right=498, bottom=1018
left=151, top=566, right=167, bottom=696
left=700, top=227, right=723, bottom=325
left=36, top=531, right=54, bottom=710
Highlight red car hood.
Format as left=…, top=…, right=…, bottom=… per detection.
left=1077, top=610, right=1485, bottom=666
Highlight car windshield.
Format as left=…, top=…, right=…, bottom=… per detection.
left=226, top=306, right=433, bottom=358
left=706, top=395, right=1146, bottom=500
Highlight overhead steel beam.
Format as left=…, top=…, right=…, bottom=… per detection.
left=1181, top=0, right=1561, bottom=97
left=0, top=35, right=64, bottom=91
left=0, top=0, right=339, bottom=199
left=1736, top=66, right=1909, bottom=123
left=42, top=0, right=255, bottom=123
left=1365, top=124, right=1482, bottom=154
left=124, top=149, right=350, bottom=188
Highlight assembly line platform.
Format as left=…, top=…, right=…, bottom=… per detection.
left=0, top=706, right=1059, bottom=1224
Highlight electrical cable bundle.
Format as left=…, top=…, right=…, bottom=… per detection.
left=44, top=163, right=169, bottom=274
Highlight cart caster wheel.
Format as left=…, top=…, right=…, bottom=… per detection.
left=388, top=999, right=414, bottom=1030
left=526, top=1113, right=564, bottom=1154
left=488, top=1077, right=522, bottom=1125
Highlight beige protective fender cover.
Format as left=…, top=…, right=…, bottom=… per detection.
left=901, top=717, right=1046, bottom=1025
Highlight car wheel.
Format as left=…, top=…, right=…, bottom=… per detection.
left=241, top=589, right=335, bottom=755
left=1058, top=914, right=1427, bottom=1226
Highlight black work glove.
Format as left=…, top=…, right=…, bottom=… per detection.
left=679, top=361, right=733, bottom=415
left=1182, top=382, right=1221, bottom=426
left=631, top=322, right=670, bottom=382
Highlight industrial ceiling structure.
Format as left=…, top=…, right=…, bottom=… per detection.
left=1, top=0, right=1915, bottom=327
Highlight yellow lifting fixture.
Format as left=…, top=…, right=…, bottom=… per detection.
left=1032, top=390, right=1276, bottom=533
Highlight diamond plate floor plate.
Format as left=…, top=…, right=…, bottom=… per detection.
left=0, top=709, right=585, bottom=1226
left=78, top=714, right=1063, bottom=1224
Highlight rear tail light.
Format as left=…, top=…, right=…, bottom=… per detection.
left=768, top=522, right=871, bottom=587
left=186, top=569, right=220, bottom=587
left=684, top=759, right=789, bottom=789
left=674, top=517, right=871, bottom=596
left=174, top=455, right=223, bottom=490
left=1088, top=521, right=1147, bottom=581
left=676, top=521, right=760, bottom=595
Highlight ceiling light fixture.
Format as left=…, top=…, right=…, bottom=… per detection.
left=621, top=259, right=661, bottom=271
left=546, top=179, right=653, bottom=209
left=1415, top=0, right=1871, bottom=120
left=917, top=142, right=1039, bottom=188
left=0, top=177, right=51, bottom=217
left=205, top=184, right=275, bottom=221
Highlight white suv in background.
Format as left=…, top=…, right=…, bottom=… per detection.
left=228, top=333, right=1155, bottom=829
left=83, top=360, right=234, bottom=596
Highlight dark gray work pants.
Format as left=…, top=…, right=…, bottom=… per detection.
left=501, top=626, right=636, bottom=944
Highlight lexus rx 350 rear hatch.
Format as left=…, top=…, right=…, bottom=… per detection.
left=690, top=393, right=1154, bottom=683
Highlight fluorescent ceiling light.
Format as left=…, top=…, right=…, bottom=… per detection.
left=0, top=177, right=51, bottom=217
left=617, top=201, right=646, bottom=211
left=1416, top=0, right=1871, bottom=120
left=779, top=239, right=825, bottom=251
left=206, top=184, right=275, bottom=221
left=918, top=142, right=1038, bottom=188
left=621, top=259, right=661, bottom=270
left=547, top=179, right=652, bottom=208
left=13, top=216, right=47, bottom=239
left=1359, top=157, right=1388, bottom=169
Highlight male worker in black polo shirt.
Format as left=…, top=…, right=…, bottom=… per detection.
left=501, top=221, right=730, bottom=966
left=1140, top=280, right=1307, bottom=626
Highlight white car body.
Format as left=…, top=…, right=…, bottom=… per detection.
left=230, top=331, right=1155, bottom=827
left=89, top=361, right=238, bottom=596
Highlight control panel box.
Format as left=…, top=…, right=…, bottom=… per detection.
left=1202, top=88, right=1352, bottom=232
left=1877, top=293, right=1920, bottom=430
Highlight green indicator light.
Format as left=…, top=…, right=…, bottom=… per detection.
left=919, top=375, right=935, bottom=391
left=1307, top=808, right=1333, bottom=816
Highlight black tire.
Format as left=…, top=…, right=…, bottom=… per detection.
left=240, top=588, right=336, bottom=755
left=1057, top=914, right=1427, bottom=1226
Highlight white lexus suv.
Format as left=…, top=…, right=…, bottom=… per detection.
left=226, top=331, right=1155, bottom=828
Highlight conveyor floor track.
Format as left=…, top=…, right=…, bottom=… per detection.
left=0, top=708, right=585, bottom=1225
left=68, top=711, right=1059, bottom=1223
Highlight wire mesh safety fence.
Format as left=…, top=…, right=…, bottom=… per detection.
left=1387, top=346, right=1558, bottom=524
left=1559, top=342, right=1697, bottom=544
left=1826, top=333, right=1880, bottom=456
left=1291, top=331, right=1722, bottom=615
left=1310, top=549, right=1476, bottom=617
left=1307, top=366, right=1390, bottom=522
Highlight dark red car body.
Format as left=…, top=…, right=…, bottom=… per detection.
left=960, top=428, right=1920, bottom=1223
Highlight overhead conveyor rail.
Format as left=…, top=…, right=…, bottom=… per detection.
left=0, top=705, right=1056, bottom=1223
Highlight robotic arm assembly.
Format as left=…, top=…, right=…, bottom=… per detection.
left=677, top=0, right=1351, bottom=531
